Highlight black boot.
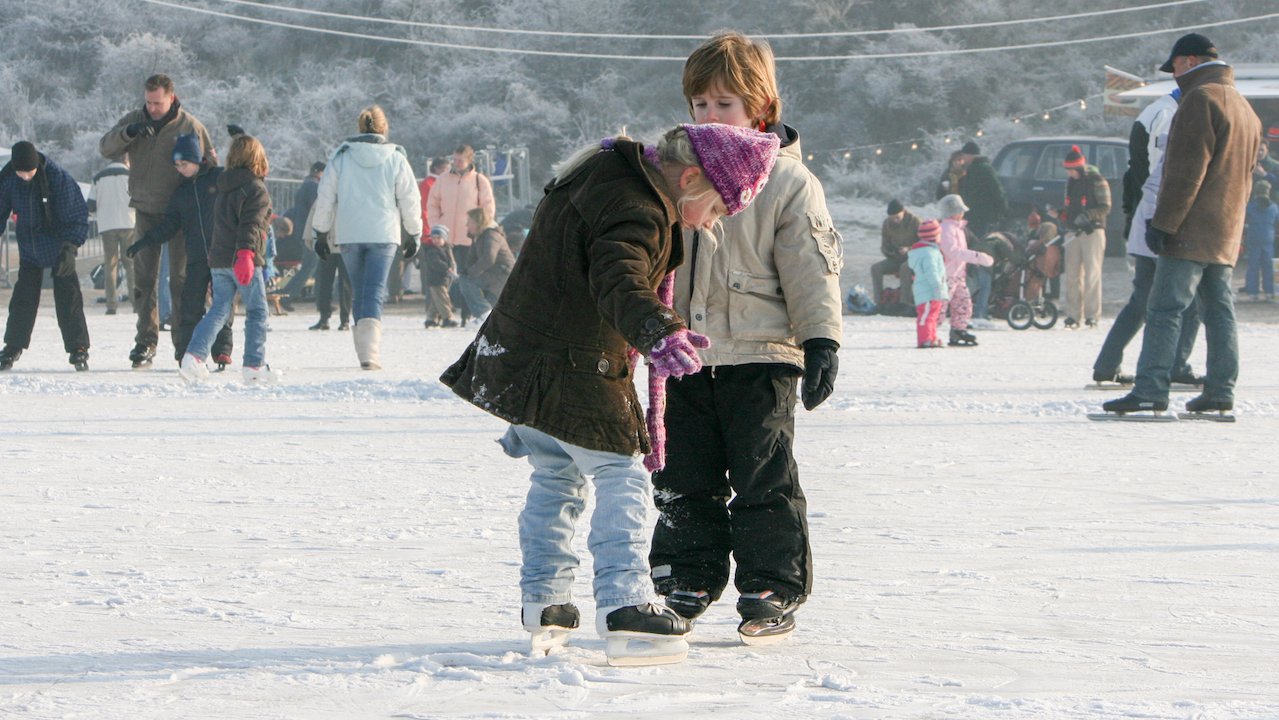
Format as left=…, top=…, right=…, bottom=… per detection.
left=1185, top=395, right=1233, bottom=413
left=1171, top=371, right=1206, bottom=387
left=69, top=348, right=89, bottom=371
left=664, top=589, right=712, bottom=621
left=309, top=318, right=331, bottom=331
left=737, top=590, right=802, bottom=645
left=129, top=343, right=156, bottom=368
left=948, top=328, right=978, bottom=347
left=0, top=346, right=22, bottom=371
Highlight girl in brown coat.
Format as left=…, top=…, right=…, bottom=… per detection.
left=441, top=123, right=778, bottom=666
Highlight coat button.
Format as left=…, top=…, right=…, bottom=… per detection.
left=695, top=313, right=703, bottom=321
left=597, top=358, right=610, bottom=373
left=732, top=282, right=741, bottom=289
left=644, top=317, right=659, bottom=331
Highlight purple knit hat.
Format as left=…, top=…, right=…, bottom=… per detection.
left=681, top=123, right=780, bottom=216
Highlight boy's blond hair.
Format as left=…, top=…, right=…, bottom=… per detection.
left=226, top=135, right=269, bottom=178
left=683, top=31, right=781, bottom=128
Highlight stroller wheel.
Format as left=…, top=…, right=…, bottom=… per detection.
left=1007, top=301, right=1034, bottom=330
left=1032, top=300, right=1059, bottom=330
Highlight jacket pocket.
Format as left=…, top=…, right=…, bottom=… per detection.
left=727, top=270, right=791, bottom=341
left=808, top=211, right=843, bottom=275
left=557, top=346, right=631, bottom=420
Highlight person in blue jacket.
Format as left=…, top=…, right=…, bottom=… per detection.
left=0, top=141, right=91, bottom=371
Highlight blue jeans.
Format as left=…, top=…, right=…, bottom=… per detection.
left=340, top=243, right=397, bottom=322
left=968, top=266, right=992, bottom=319
left=502, top=425, right=655, bottom=609
left=1094, top=255, right=1200, bottom=378
left=1243, top=236, right=1275, bottom=296
left=455, top=275, right=497, bottom=318
left=158, top=244, right=171, bottom=323
left=186, top=268, right=269, bottom=367
left=1134, top=256, right=1238, bottom=402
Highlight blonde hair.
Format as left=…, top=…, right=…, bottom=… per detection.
left=683, top=31, right=781, bottom=128
left=226, top=135, right=269, bottom=178
left=357, top=105, right=388, bottom=135
left=466, top=206, right=494, bottom=229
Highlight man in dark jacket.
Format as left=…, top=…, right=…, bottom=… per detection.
left=871, top=199, right=918, bottom=307
left=0, top=142, right=91, bottom=371
left=278, top=161, right=325, bottom=310
left=1105, top=34, right=1262, bottom=416
left=126, top=133, right=234, bottom=365
left=958, top=141, right=1008, bottom=237
left=1061, top=146, right=1112, bottom=328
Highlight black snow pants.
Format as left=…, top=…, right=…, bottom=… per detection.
left=4, top=255, right=90, bottom=353
left=649, top=363, right=812, bottom=605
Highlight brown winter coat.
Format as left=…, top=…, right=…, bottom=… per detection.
left=441, top=140, right=685, bottom=456
left=99, top=99, right=216, bottom=215
left=1153, top=64, right=1262, bottom=266
left=209, top=168, right=271, bottom=269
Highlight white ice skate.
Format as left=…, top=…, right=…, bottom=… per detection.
left=595, top=603, right=690, bottom=667
left=242, top=365, right=281, bottom=384
left=522, top=602, right=579, bottom=656
left=178, top=353, right=210, bottom=385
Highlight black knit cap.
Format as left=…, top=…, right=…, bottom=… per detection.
left=887, top=199, right=904, bottom=215
left=961, top=141, right=981, bottom=156
left=1160, top=33, right=1218, bottom=73
left=11, top=141, right=39, bottom=172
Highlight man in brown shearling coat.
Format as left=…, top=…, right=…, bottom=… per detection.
left=1105, top=34, right=1261, bottom=415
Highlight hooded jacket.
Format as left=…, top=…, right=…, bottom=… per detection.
left=672, top=124, right=843, bottom=370
left=208, top=167, right=271, bottom=268
left=99, top=98, right=216, bottom=215
left=1153, top=63, right=1263, bottom=266
left=441, top=139, right=684, bottom=456
left=0, top=155, right=89, bottom=268
left=907, top=241, right=949, bottom=304
left=311, top=134, right=422, bottom=246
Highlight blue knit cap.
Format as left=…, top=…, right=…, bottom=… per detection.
left=172, top=133, right=202, bottom=165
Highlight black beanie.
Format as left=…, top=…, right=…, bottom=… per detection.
left=961, top=141, right=981, bottom=156
left=887, top=199, right=904, bottom=215
left=11, top=141, right=39, bottom=172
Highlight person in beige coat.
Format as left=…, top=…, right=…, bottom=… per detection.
left=1104, top=33, right=1261, bottom=416
left=100, top=74, right=215, bottom=367
left=428, top=144, right=495, bottom=266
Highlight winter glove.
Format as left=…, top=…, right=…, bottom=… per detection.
left=233, top=249, right=256, bottom=286
left=314, top=231, right=331, bottom=261
left=974, top=251, right=994, bottom=267
left=801, top=338, right=840, bottom=411
left=1072, top=214, right=1097, bottom=233
left=1144, top=220, right=1172, bottom=255
left=125, top=234, right=159, bottom=258
left=648, top=328, right=711, bottom=378
left=125, top=121, right=154, bottom=140
left=55, top=243, right=77, bottom=276
left=400, top=228, right=418, bottom=260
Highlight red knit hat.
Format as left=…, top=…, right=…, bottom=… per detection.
left=682, top=123, right=781, bottom=216
left=917, top=218, right=941, bottom=243
left=1062, top=145, right=1086, bottom=170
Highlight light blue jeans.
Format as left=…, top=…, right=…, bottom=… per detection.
left=186, top=268, right=268, bottom=368
left=1134, top=256, right=1237, bottom=402
left=340, top=243, right=397, bottom=322
left=502, top=425, right=655, bottom=609
left=455, top=275, right=497, bottom=317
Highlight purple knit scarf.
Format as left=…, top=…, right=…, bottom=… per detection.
left=643, top=272, right=675, bottom=472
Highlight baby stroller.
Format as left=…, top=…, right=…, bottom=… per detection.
left=979, top=229, right=1061, bottom=330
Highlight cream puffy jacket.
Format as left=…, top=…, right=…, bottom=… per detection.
left=672, top=128, right=844, bottom=369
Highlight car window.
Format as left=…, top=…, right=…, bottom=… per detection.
left=1094, top=145, right=1127, bottom=178
left=995, top=145, right=1039, bottom=179
left=1034, top=144, right=1076, bottom=181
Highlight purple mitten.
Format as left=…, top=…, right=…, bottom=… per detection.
left=649, top=328, right=711, bottom=378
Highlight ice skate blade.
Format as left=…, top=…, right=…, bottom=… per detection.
left=1178, top=412, right=1236, bottom=423
left=738, top=627, right=794, bottom=646
left=602, top=634, right=688, bottom=666
left=1085, top=382, right=1198, bottom=391
left=1086, top=412, right=1177, bottom=423
left=528, top=628, right=572, bottom=655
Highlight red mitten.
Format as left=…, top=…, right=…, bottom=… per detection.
left=233, top=249, right=256, bottom=286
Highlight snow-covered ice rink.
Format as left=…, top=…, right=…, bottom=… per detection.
left=2, top=304, right=1276, bottom=719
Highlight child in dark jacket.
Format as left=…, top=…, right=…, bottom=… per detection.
left=420, top=224, right=458, bottom=327
left=1243, top=180, right=1279, bottom=301
left=179, top=135, right=274, bottom=384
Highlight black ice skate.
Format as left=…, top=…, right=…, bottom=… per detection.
left=0, top=346, right=21, bottom=371
left=948, top=328, right=978, bottom=347
left=1088, top=393, right=1174, bottom=422
left=521, top=602, right=580, bottom=655
left=664, top=589, right=711, bottom=622
left=1085, top=367, right=1135, bottom=390
left=595, top=603, right=690, bottom=666
left=1180, top=395, right=1236, bottom=423
left=736, top=590, right=802, bottom=646
left=129, top=343, right=156, bottom=369
left=69, top=348, right=89, bottom=372
left=1170, top=371, right=1207, bottom=389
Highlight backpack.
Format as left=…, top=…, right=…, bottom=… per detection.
left=845, top=284, right=877, bottom=315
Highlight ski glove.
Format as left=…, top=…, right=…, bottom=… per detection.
left=973, top=251, right=995, bottom=267
left=126, top=234, right=159, bottom=258
left=801, top=338, right=840, bottom=411
left=1144, top=220, right=1172, bottom=255
left=1073, top=214, right=1098, bottom=233
left=55, top=243, right=77, bottom=276
left=314, top=231, right=331, bottom=261
left=649, top=328, right=710, bottom=378
left=125, top=121, right=154, bottom=139
left=400, top=228, right=418, bottom=260
left=233, top=249, right=256, bottom=286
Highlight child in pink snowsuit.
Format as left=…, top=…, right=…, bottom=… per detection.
left=908, top=219, right=948, bottom=348
left=937, top=194, right=993, bottom=346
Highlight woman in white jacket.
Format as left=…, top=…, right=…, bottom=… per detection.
left=311, top=105, right=422, bottom=369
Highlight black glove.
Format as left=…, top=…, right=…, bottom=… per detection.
left=400, top=228, right=418, bottom=260
left=125, top=234, right=158, bottom=258
left=801, top=338, right=839, bottom=411
left=125, top=121, right=154, bottom=139
left=1144, top=220, right=1172, bottom=255
left=55, top=243, right=77, bottom=275
left=1072, top=214, right=1097, bottom=233
left=314, top=231, right=331, bottom=261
